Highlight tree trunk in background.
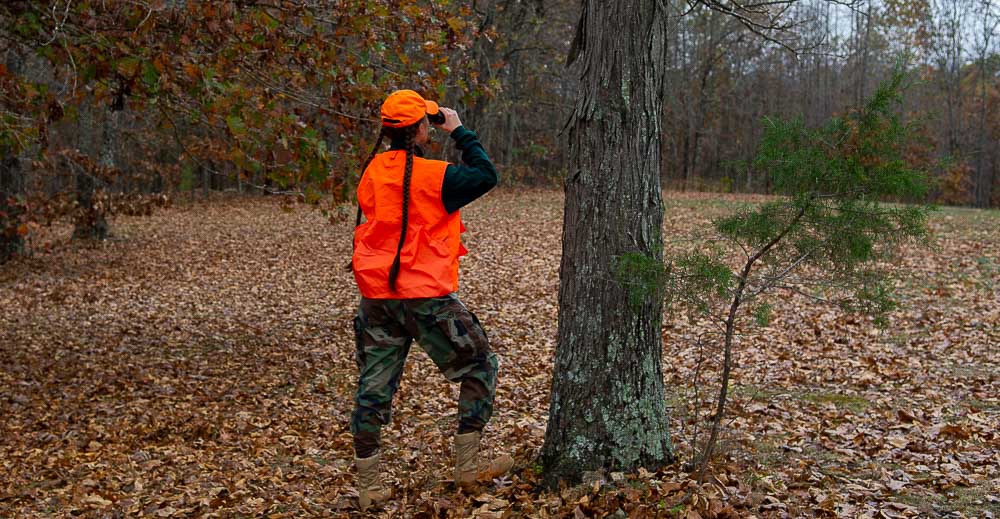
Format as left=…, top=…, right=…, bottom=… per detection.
left=73, top=102, right=114, bottom=240
left=938, top=0, right=967, bottom=157
left=974, top=56, right=990, bottom=208
left=973, top=0, right=997, bottom=208
left=857, top=1, right=873, bottom=106
left=1, top=51, right=25, bottom=262
left=505, top=53, right=519, bottom=168
left=202, top=162, right=210, bottom=199
left=1, top=149, right=23, bottom=263
left=73, top=166, right=109, bottom=240
left=542, top=0, right=673, bottom=485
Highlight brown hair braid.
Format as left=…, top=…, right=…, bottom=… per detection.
left=386, top=121, right=421, bottom=292
left=347, top=119, right=423, bottom=293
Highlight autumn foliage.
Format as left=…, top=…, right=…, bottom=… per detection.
left=1, top=0, right=496, bottom=255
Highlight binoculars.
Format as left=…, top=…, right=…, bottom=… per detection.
left=428, top=111, right=446, bottom=125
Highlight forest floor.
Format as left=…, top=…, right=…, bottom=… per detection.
left=1, top=190, right=997, bottom=518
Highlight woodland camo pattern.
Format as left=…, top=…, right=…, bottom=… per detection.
left=350, top=293, right=498, bottom=457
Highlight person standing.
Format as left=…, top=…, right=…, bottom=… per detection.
left=349, top=90, right=511, bottom=510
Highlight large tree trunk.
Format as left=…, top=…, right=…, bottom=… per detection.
left=541, top=0, right=673, bottom=485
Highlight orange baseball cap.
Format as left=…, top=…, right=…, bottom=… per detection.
left=380, top=90, right=440, bottom=128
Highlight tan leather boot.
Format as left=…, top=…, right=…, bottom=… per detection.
left=454, top=431, right=515, bottom=491
left=355, top=453, right=389, bottom=510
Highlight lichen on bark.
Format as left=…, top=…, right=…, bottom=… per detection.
left=541, top=0, right=673, bottom=487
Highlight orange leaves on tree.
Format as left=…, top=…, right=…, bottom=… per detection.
left=1, top=0, right=495, bottom=238
left=447, top=16, right=467, bottom=33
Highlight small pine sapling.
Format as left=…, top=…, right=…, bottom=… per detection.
left=642, top=67, right=933, bottom=484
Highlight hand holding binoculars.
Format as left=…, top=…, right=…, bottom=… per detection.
left=428, top=107, right=461, bottom=133
left=428, top=111, right=446, bottom=125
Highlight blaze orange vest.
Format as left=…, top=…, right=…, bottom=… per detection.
left=352, top=150, right=467, bottom=299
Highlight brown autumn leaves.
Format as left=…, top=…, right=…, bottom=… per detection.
left=0, top=191, right=997, bottom=518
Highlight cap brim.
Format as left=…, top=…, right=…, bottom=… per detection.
left=425, top=100, right=440, bottom=116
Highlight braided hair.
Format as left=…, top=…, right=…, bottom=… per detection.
left=385, top=121, right=421, bottom=292
left=349, top=120, right=423, bottom=295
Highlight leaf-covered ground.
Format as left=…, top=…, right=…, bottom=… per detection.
left=1, top=190, right=997, bottom=518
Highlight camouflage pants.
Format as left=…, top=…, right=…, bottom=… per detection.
left=350, top=293, right=498, bottom=458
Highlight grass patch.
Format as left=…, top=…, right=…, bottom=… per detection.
left=731, top=383, right=784, bottom=402
left=662, top=197, right=752, bottom=210
left=936, top=205, right=1000, bottom=218
left=974, top=256, right=999, bottom=291
left=965, top=398, right=1000, bottom=412
left=894, top=490, right=940, bottom=514
left=799, top=391, right=871, bottom=412
left=664, top=390, right=687, bottom=410
left=750, top=436, right=840, bottom=474
left=896, top=483, right=1000, bottom=516
left=887, top=331, right=912, bottom=348
left=941, top=363, right=996, bottom=378
left=945, top=484, right=1000, bottom=515
left=749, top=436, right=789, bottom=469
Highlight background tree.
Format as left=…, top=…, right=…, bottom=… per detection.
left=653, top=0, right=999, bottom=207
left=0, top=152, right=24, bottom=262
left=453, top=1, right=577, bottom=183
left=971, top=0, right=999, bottom=207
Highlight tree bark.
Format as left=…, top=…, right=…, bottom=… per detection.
left=1, top=149, right=23, bottom=263
left=73, top=101, right=114, bottom=240
left=2, top=52, right=26, bottom=261
left=973, top=0, right=997, bottom=208
left=541, top=0, right=673, bottom=485
left=72, top=168, right=106, bottom=240
left=857, top=1, right=873, bottom=106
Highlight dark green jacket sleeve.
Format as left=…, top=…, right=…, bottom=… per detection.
left=441, top=126, right=498, bottom=214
